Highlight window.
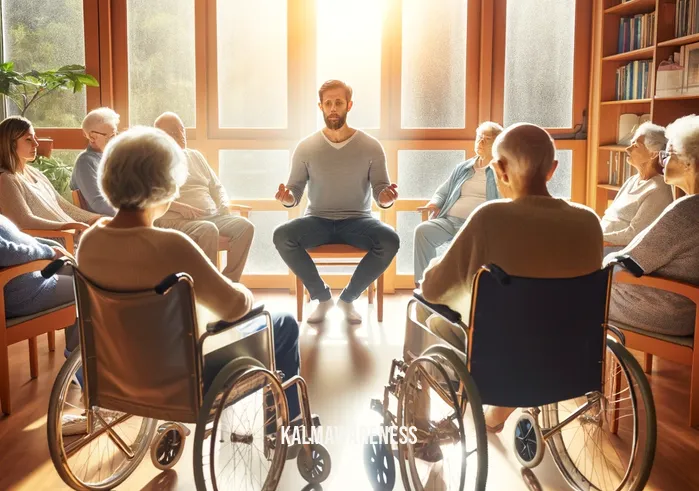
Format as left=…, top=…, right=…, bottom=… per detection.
left=1, top=0, right=87, bottom=127
left=127, top=0, right=196, bottom=126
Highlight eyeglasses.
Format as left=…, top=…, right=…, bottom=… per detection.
left=658, top=150, right=677, bottom=167
left=90, top=130, right=118, bottom=138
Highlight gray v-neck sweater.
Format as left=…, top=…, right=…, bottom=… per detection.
left=285, top=130, right=391, bottom=220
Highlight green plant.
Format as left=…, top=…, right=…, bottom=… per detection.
left=0, top=62, right=98, bottom=117
left=30, top=155, right=73, bottom=197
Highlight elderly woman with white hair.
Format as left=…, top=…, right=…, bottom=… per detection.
left=69, top=107, right=120, bottom=216
left=601, top=122, right=673, bottom=252
left=411, top=123, right=603, bottom=443
left=74, top=126, right=302, bottom=424
left=606, top=114, right=699, bottom=337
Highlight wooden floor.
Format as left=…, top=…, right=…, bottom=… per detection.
left=1, top=291, right=698, bottom=491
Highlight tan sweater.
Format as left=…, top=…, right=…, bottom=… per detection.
left=0, top=166, right=99, bottom=229
left=77, top=219, right=254, bottom=324
left=422, top=196, right=604, bottom=320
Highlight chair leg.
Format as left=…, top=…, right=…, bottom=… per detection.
left=368, top=281, right=375, bottom=304
left=29, top=337, right=39, bottom=379
left=0, top=331, right=10, bottom=415
left=48, top=331, right=56, bottom=352
left=690, top=356, right=699, bottom=428
left=643, top=353, right=653, bottom=375
left=296, top=275, right=304, bottom=322
left=377, top=274, right=384, bottom=323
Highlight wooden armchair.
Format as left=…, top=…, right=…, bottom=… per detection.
left=610, top=270, right=699, bottom=427
left=0, top=260, right=76, bottom=414
left=71, top=189, right=89, bottom=209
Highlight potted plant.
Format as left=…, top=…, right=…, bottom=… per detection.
left=0, top=62, right=99, bottom=156
left=30, top=154, right=73, bottom=199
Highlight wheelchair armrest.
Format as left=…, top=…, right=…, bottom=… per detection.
left=610, top=254, right=644, bottom=278
left=412, top=289, right=462, bottom=324
left=41, top=257, right=75, bottom=278
left=206, top=303, right=266, bottom=334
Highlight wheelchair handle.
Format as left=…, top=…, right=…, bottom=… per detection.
left=154, top=273, right=192, bottom=295
left=207, top=303, right=266, bottom=333
left=41, top=258, right=72, bottom=278
left=612, top=254, right=644, bottom=278
left=412, top=290, right=462, bottom=324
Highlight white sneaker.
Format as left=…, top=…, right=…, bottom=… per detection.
left=337, top=300, right=362, bottom=324
left=307, top=299, right=334, bottom=323
left=61, top=414, right=88, bottom=436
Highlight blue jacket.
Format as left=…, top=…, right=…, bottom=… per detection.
left=430, top=157, right=500, bottom=219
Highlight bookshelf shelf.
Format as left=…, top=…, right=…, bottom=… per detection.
left=603, top=47, right=655, bottom=62
left=657, top=32, right=699, bottom=48
left=599, top=144, right=627, bottom=151
left=598, top=184, right=622, bottom=192
left=604, top=0, right=656, bottom=16
left=601, top=98, right=652, bottom=105
left=654, top=93, right=699, bottom=101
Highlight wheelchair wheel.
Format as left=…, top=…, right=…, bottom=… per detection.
left=397, top=345, right=487, bottom=491
left=364, top=431, right=396, bottom=491
left=193, top=358, right=288, bottom=491
left=513, top=412, right=544, bottom=468
left=150, top=423, right=186, bottom=470
left=47, top=350, right=157, bottom=490
left=542, top=338, right=656, bottom=491
left=297, top=443, right=332, bottom=484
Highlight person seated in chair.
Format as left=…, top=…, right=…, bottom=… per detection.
left=606, top=114, right=699, bottom=337
left=417, top=123, right=603, bottom=438
left=413, top=121, right=503, bottom=285
left=153, top=112, right=254, bottom=282
left=601, top=122, right=673, bottom=254
left=273, top=80, right=400, bottom=324
left=73, top=126, right=302, bottom=427
left=70, top=107, right=120, bottom=216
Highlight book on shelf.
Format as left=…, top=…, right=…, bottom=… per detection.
left=675, top=0, right=699, bottom=38
left=617, top=13, right=655, bottom=54
left=615, top=60, right=653, bottom=100
left=606, top=149, right=637, bottom=187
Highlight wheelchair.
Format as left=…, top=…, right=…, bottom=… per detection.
left=43, top=258, right=331, bottom=490
left=366, top=258, right=656, bottom=491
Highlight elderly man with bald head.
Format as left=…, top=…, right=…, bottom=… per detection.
left=153, top=112, right=254, bottom=282
left=413, top=123, right=603, bottom=442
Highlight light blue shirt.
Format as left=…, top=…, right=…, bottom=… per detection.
left=70, top=146, right=116, bottom=216
left=430, top=157, right=500, bottom=220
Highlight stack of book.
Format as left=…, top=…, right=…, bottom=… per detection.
left=618, top=13, right=656, bottom=53
left=675, top=0, right=699, bottom=38
left=615, top=60, right=653, bottom=100
left=607, top=150, right=637, bottom=187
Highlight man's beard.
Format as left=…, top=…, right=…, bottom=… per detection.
left=324, top=112, right=346, bottom=130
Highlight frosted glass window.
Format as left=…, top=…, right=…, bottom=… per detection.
left=2, top=0, right=86, bottom=127
left=548, top=149, right=573, bottom=199
left=401, top=0, right=467, bottom=129
left=217, top=0, right=287, bottom=128
left=503, top=0, right=575, bottom=128
left=316, top=0, right=383, bottom=130
left=244, top=211, right=289, bottom=274
left=127, top=0, right=196, bottom=126
left=219, top=150, right=290, bottom=200
left=398, top=150, right=466, bottom=199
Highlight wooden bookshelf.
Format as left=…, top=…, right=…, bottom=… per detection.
left=589, top=0, right=699, bottom=216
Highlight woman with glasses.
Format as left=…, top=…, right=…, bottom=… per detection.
left=600, top=122, right=673, bottom=253
left=413, top=121, right=504, bottom=286
left=69, top=107, right=121, bottom=216
left=0, top=116, right=101, bottom=233
left=605, top=115, right=699, bottom=336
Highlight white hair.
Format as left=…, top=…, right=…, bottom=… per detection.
left=491, top=123, right=556, bottom=180
left=99, top=126, right=187, bottom=210
left=476, top=121, right=504, bottom=136
left=633, top=122, right=667, bottom=152
left=665, top=114, right=699, bottom=163
left=82, top=107, right=120, bottom=134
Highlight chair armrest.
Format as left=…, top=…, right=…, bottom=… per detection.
left=0, top=260, right=53, bottom=288
left=23, top=229, right=77, bottom=251
left=416, top=206, right=430, bottom=222
left=206, top=303, right=266, bottom=334
left=613, top=270, right=699, bottom=305
left=412, top=289, right=462, bottom=324
left=227, top=203, right=252, bottom=218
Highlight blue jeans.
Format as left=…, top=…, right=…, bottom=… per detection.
left=273, top=216, right=400, bottom=303
left=202, top=312, right=301, bottom=421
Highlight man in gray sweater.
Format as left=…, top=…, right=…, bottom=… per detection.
left=273, top=80, right=400, bottom=324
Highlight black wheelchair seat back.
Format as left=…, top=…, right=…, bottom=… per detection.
left=73, top=269, right=203, bottom=423
left=468, top=265, right=612, bottom=408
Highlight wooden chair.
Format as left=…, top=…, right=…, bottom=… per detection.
left=295, top=245, right=385, bottom=323
left=0, top=260, right=76, bottom=414
left=216, top=203, right=252, bottom=270
left=611, top=270, right=699, bottom=427
left=71, top=189, right=89, bottom=209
